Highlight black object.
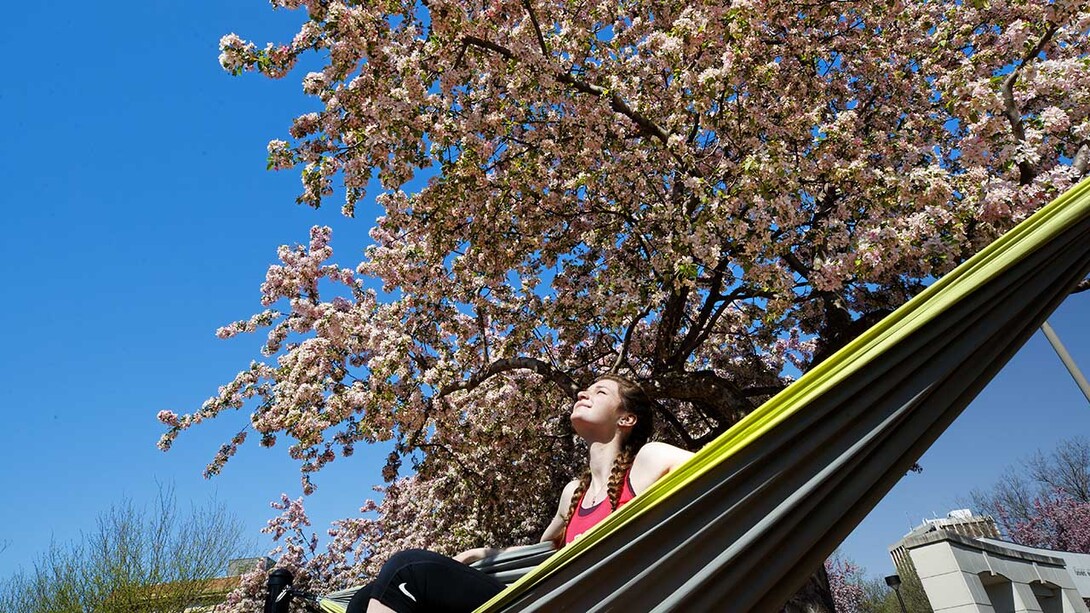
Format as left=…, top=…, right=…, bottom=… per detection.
left=264, top=568, right=294, bottom=613
left=345, top=549, right=505, bottom=613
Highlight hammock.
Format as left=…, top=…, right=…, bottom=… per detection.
left=476, top=177, right=1090, bottom=612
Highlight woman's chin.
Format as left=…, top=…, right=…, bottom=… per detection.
left=569, top=414, right=590, bottom=433
left=570, top=417, right=607, bottom=441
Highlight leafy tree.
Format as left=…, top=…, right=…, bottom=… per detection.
left=0, top=487, right=253, bottom=613
left=826, top=555, right=933, bottom=613
left=859, top=572, right=933, bottom=613
left=969, top=435, right=1090, bottom=538
left=158, top=0, right=1090, bottom=607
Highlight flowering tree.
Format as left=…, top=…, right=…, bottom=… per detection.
left=825, top=555, right=936, bottom=613
left=1005, top=491, right=1090, bottom=553
left=825, top=557, right=868, bottom=613
left=972, top=435, right=1090, bottom=536
left=159, top=0, right=1090, bottom=607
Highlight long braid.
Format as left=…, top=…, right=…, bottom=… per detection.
left=566, top=471, right=591, bottom=520
left=606, top=446, right=637, bottom=510
left=555, top=470, right=591, bottom=548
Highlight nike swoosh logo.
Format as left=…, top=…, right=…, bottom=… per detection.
left=398, top=582, right=417, bottom=602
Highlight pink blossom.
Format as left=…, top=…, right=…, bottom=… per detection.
left=1004, top=491, right=1090, bottom=553
left=156, top=410, right=180, bottom=427
left=825, top=557, right=868, bottom=613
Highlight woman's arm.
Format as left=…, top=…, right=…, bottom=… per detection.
left=629, top=441, right=695, bottom=494
left=453, top=479, right=578, bottom=564
left=538, top=479, right=580, bottom=545
left=452, top=543, right=546, bottom=564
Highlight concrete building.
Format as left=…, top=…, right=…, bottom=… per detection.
left=977, top=539, right=1090, bottom=604
left=890, top=509, right=1003, bottom=576
left=890, top=511, right=1090, bottom=613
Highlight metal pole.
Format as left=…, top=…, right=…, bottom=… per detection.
left=894, top=586, right=908, bottom=613
left=1041, top=321, right=1090, bottom=404
left=885, top=575, right=908, bottom=613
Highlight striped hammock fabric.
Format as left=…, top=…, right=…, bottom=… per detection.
left=475, top=177, right=1090, bottom=612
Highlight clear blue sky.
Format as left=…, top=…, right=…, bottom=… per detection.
left=1, top=0, right=1087, bottom=586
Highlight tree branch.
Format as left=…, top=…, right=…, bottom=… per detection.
left=646, top=370, right=755, bottom=419
left=1073, top=142, right=1089, bottom=177
left=522, top=0, right=549, bottom=57
left=670, top=258, right=729, bottom=365
left=1000, top=21, right=1058, bottom=185
left=460, top=36, right=676, bottom=150
left=462, top=36, right=514, bottom=61
left=782, top=251, right=811, bottom=278
left=673, top=284, right=759, bottom=367
left=653, top=286, right=690, bottom=364
left=439, top=357, right=580, bottom=399
left=650, top=401, right=698, bottom=448
left=807, top=182, right=839, bottom=253
left=611, top=305, right=652, bottom=373
left=554, top=74, right=671, bottom=143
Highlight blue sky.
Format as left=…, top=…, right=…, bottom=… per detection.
left=1, top=0, right=1087, bottom=586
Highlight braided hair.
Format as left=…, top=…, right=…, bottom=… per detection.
left=557, top=374, right=655, bottom=547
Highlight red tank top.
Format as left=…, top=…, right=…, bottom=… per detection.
left=564, top=472, right=637, bottom=544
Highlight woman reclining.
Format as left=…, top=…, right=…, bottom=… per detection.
left=347, top=374, right=694, bottom=613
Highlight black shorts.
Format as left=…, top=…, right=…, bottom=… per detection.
left=345, top=549, right=505, bottom=613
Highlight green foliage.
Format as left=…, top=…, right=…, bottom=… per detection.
left=859, top=572, right=933, bottom=613
left=0, top=486, right=254, bottom=613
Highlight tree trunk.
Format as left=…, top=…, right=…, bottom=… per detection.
left=782, top=565, right=838, bottom=613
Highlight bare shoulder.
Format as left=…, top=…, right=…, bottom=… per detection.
left=556, top=478, right=581, bottom=513
left=562, top=478, right=580, bottom=499
left=635, top=441, right=694, bottom=469
left=630, top=442, right=695, bottom=494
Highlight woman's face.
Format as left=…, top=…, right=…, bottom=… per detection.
left=570, top=378, right=629, bottom=438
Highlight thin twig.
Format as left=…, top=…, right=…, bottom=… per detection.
left=611, top=305, right=653, bottom=373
